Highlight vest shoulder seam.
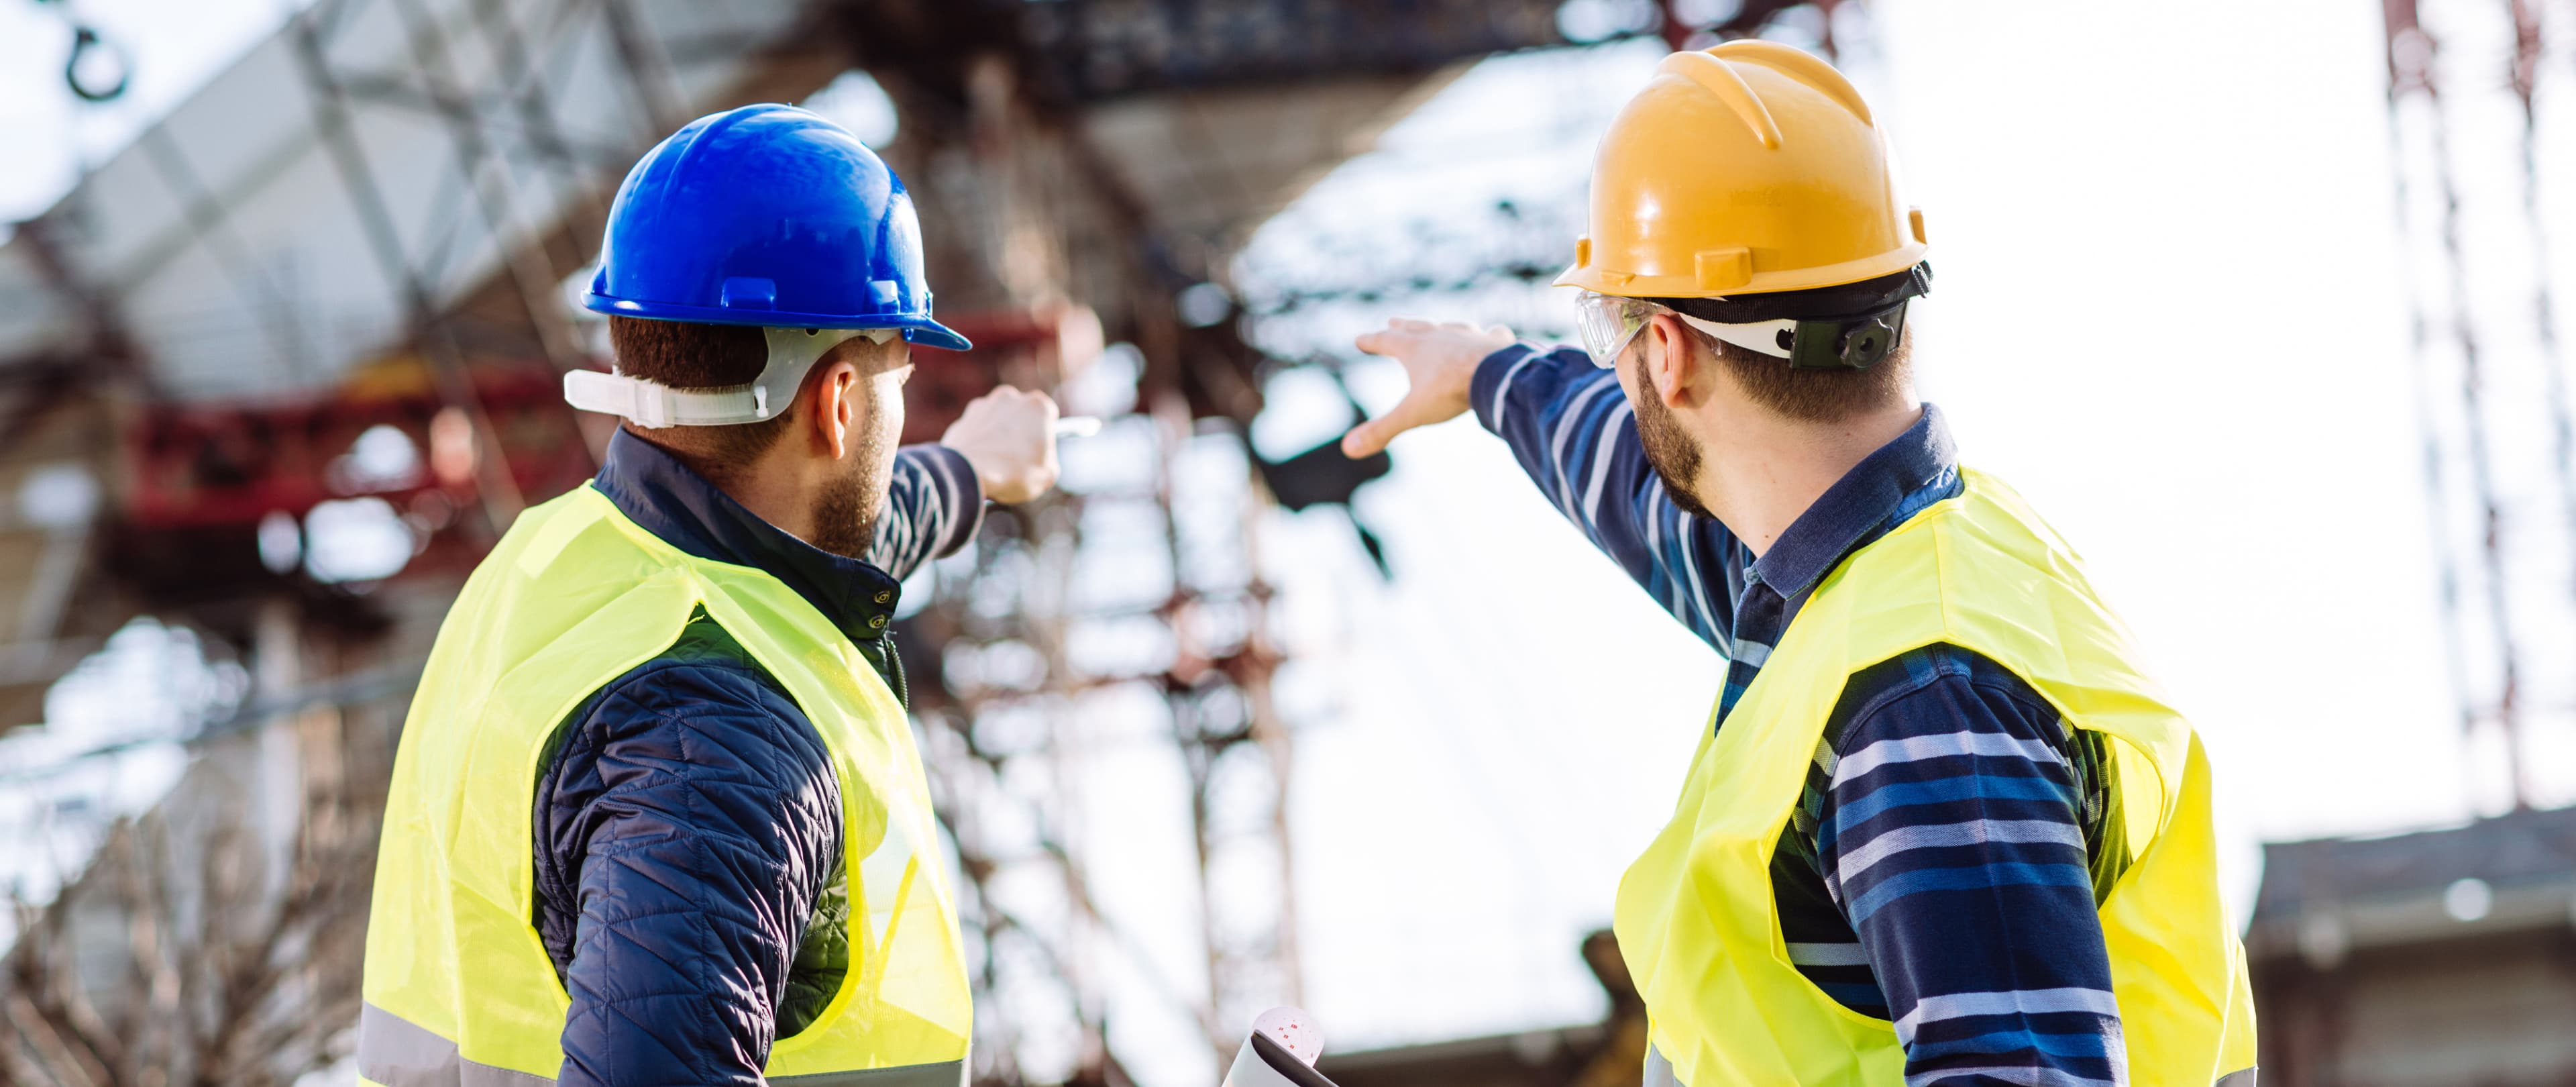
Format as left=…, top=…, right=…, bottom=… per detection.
left=588, top=657, right=811, bottom=731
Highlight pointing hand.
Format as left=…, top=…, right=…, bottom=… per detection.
left=941, top=386, right=1062, bottom=505
left=1340, top=318, right=1515, bottom=458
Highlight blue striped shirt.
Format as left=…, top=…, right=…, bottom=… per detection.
left=1470, top=344, right=2128, bottom=1087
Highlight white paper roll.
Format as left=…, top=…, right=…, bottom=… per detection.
left=1251, top=1007, right=1322, bottom=1066
left=1220, top=1007, right=1334, bottom=1087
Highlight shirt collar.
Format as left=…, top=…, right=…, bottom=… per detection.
left=1749, top=403, right=1959, bottom=600
left=590, top=427, right=902, bottom=645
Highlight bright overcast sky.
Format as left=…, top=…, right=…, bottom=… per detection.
left=5, top=0, right=2572, bottom=1083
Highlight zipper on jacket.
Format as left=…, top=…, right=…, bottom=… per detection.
left=880, top=631, right=909, bottom=708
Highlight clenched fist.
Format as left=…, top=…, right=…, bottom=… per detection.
left=941, top=386, right=1062, bottom=505
left=1340, top=318, right=1516, bottom=458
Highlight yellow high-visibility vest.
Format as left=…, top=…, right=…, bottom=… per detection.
left=1613, top=468, right=2257, bottom=1087
left=357, top=484, right=971, bottom=1087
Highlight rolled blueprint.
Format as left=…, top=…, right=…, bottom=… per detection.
left=1220, top=1008, right=1335, bottom=1087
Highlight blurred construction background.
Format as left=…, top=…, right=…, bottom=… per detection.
left=1, top=1, right=2575, bottom=1086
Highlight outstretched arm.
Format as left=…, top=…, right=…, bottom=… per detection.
left=870, top=386, right=1063, bottom=578
left=869, top=446, right=983, bottom=579
left=1342, top=320, right=1746, bottom=650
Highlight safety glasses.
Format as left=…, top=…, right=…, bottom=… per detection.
left=1573, top=291, right=1660, bottom=369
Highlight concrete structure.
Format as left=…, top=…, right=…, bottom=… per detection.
left=2247, top=807, right=2576, bottom=1087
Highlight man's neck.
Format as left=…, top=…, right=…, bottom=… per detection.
left=625, top=424, right=818, bottom=543
left=1696, top=400, right=1923, bottom=559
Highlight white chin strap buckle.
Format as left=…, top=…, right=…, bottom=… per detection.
left=1674, top=312, right=1796, bottom=360
left=564, top=326, right=898, bottom=428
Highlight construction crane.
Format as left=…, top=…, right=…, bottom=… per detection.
left=2381, top=0, right=2576, bottom=813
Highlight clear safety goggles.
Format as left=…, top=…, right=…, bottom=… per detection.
left=1573, top=291, right=1798, bottom=368
left=1574, top=291, right=1659, bottom=368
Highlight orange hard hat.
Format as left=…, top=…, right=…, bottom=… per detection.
left=1556, top=40, right=1927, bottom=301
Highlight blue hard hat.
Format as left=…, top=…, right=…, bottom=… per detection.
left=585, top=104, right=971, bottom=351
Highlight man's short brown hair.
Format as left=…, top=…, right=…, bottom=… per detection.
left=1688, top=323, right=1914, bottom=425
left=607, top=315, right=798, bottom=470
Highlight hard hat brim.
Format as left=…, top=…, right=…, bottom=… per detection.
left=1550, top=240, right=1927, bottom=300
left=899, top=322, right=973, bottom=352
left=584, top=293, right=975, bottom=352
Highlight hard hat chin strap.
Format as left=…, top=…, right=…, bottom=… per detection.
left=563, top=327, right=898, bottom=428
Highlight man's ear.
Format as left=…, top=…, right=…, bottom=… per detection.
left=805, top=357, right=861, bottom=460
left=1642, top=312, right=1703, bottom=408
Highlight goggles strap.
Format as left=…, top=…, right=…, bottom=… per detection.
left=1674, top=313, right=1797, bottom=360
left=563, top=327, right=896, bottom=427
left=1677, top=301, right=1909, bottom=370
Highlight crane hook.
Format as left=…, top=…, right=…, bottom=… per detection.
left=65, top=23, right=131, bottom=103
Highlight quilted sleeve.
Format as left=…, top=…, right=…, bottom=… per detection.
left=867, top=444, right=984, bottom=580
left=548, top=660, right=843, bottom=1087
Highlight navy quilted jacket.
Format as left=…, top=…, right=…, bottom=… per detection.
left=530, top=429, right=981, bottom=1087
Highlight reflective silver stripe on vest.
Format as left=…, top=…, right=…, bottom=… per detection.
left=1637, top=1041, right=2253, bottom=1087
left=771, top=1064, right=969, bottom=1087
left=358, top=1002, right=966, bottom=1087
left=1642, top=1045, right=1681, bottom=1087
left=358, top=1004, right=551, bottom=1087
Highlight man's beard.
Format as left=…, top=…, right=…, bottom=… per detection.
left=810, top=465, right=877, bottom=561
left=1631, top=354, right=1713, bottom=520
left=810, top=393, right=897, bottom=562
